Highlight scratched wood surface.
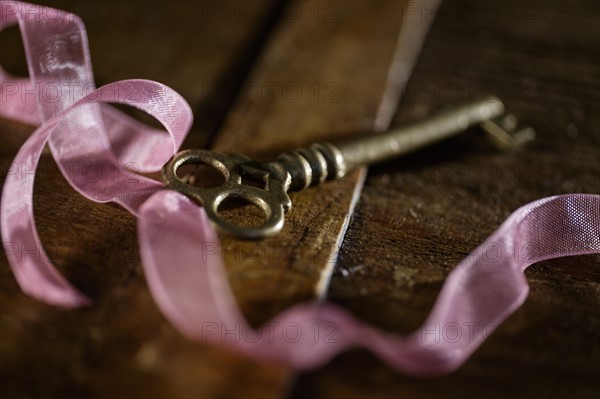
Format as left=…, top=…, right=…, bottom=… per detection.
left=0, top=0, right=437, bottom=398
left=0, top=1, right=291, bottom=398
left=212, top=0, right=435, bottom=326
left=292, top=1, right=600, bottom=398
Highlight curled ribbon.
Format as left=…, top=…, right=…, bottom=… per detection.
left=1, top=1, right=599, bottom=376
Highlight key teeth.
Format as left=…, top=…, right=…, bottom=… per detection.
left=480, top=113, right=536, bottom=151
left=276, top=142, right=346, bottom=191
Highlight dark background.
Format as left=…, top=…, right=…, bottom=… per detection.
left=1, top=1, right=599, bottom=398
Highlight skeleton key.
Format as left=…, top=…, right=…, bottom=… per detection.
left=162, top=97, right=534, bottom=239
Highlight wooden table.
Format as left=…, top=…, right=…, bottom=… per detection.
left=1, top=1, right=598, bottom=398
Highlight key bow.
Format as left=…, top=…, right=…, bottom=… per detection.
left=162, top=149, right=292, bottom=239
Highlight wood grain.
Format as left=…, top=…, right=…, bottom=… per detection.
left=292, top=1, right=600, bottom=398
left=0, top=0, right=436, bottom=398
left=212, top=0, right=436, bottom=326
left=0, top=1, right=293, bottom=398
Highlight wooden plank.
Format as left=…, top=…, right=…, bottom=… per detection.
left=213, top=0, right=438, bottom=326
left=0, top=1, right=293, bottom=398
left=291, top=0, right=600, bottom=398
left=0, top=1, right=438, bottom=397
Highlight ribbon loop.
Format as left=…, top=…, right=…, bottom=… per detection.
left=0, top=1, right=193, bottom=306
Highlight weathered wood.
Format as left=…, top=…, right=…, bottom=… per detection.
left=0, top=0, right=437, bottom=398
left=291, top=1, right=600, bottom=398
left=213, top=0, right=436, bottom=326
left=0, top=1, right=293, bottom=398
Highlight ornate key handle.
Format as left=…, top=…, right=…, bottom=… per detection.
left=162, top=97, right=534, bottom=239
left=161, top=141, right=348, bottom=238
left=162, top=149, right=294, bottom=238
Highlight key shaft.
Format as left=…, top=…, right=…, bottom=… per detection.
left=337, top=97, right=504, bottom=172
left=274, top=97, right=505, bottom=190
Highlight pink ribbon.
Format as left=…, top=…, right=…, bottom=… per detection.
left=1, top=1, right=599, bottom=376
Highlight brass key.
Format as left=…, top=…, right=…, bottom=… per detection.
left=162, top=97, right=534, bottom=238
